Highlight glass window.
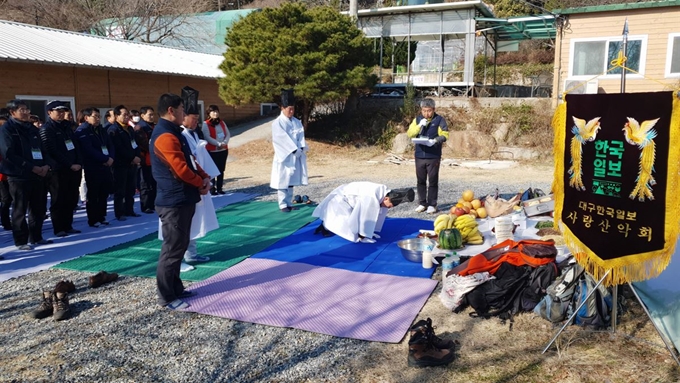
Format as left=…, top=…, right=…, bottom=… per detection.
left=571, top=37, right=644, bottom=77
left=671, top=36, right=680, bottom=74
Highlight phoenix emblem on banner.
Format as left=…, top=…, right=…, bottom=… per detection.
left=623, top=117, right=659, bottom=202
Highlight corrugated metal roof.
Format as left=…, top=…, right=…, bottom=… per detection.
left=0, top=20, right=224, bottom=78
left=554, top=0, right=680, bottom=15
left=476, top=15, right=557, bottom=41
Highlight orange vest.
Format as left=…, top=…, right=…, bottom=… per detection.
left=205, top=119, right=227, bottom=151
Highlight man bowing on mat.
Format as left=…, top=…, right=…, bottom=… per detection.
left=270, top=89, right=308, bottom=213
left=312, top=182, right=414, bottom=243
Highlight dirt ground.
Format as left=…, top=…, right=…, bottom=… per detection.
left=227, top=138, right=555, bottom=188
left=228, top=138, right=679, bottom=383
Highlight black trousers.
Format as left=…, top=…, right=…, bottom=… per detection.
left=0, top=179, right=12, bottom=229
left=113, top=165, right=137, bottom=218
left=415, top=157, right=441, bottom=207
left=85, top=169, right=113, bottom=226
left=8, top=178, right=47, bottom=246
left=208, top=150, right=228, bottom=192
left=47, top=168, right=81, bottom=234
left=156, top=204, right=196, bottom=306
left=139, top=165, right=156, bottom=212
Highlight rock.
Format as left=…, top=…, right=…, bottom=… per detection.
left=391, top=132, right=412, bottom=154
left=447, top=131, right=497, bottom=159
left=491, top=123, right=510, bottom=144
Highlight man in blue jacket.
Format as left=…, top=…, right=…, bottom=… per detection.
left=0, top=100, right=55, bottom=250
left=108, top=105, right=141, bottom=221
left=40, top=101, right=83, bottom=237
left=74, top=107, right=115, bottom=228
left=406, top=98, right=449, bottom=214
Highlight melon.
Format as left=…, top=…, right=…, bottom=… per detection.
left=439, top=228, right=463, bottom=250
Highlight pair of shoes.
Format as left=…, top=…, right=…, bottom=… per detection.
left=54, top=280, right=76, bottom=294
left=89, top=222, right=101, bottom=228
left=184, top=255, right=210, bottom=263
left=100, top=220, right=110, bottom=226
left=127, top=213, right=141, bottom=218
left=89, top=271, right=119, bottom=288
left=210, top=189, right=218, bottom=196
left=180, top=262, right=195, bottom=272
left=56, top=231, right=69, bottom=237
left=116, top=216, right=127, bottom=221
left=280, top=207, right=292, bottom=213
left=143, top=209, right=155, bottom=214
left=426, top=206, right=438, bottom=214
left=29, top=290, right=71, bottom=321
left=293, top=195, right=302, bottom=204
left=409, top=318, right=455, bottom=350
left=302, top=195, right=312, bottom=204
left=31, top=239, right=54, bottom=245
left=66, top=229, right=81, bottom=234
left=178, top=290, right=197, bottom=298
left=217, top=190, right=226, bottom=195
left=165, top=299, right=190, bottom=310
left=415, top=205, right=427, bottom=213
left=17, top=244, right=33, bottom=251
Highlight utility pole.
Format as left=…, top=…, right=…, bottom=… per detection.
left=349, top=0, right=358, bottom=24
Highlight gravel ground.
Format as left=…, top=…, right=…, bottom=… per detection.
left=0, top=177, right=549, bottom=383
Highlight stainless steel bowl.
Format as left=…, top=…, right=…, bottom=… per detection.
left=397, top=238, right=436, bottom=263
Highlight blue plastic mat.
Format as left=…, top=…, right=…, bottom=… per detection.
left=252, top=217, right=436, bottom=279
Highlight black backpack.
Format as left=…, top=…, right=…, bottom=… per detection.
left=520, top=262, right=559, bottom=312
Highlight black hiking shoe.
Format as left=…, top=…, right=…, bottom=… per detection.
left=30, top=291, right=54, bottom=319
left=409, top=317, right=455, bottom=349
left=407, top=331, right=455, bottom=367
left=52, top=291, right=71, bottom=321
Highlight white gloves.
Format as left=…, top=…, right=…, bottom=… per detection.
left=419, top=118, right=429, bottom=127
left=359, top=237, right=376, bottom=244
left=425, top=139, right=436, bottom=147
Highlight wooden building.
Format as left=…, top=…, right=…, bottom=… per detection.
left=553, top=0, right=680, bottom=97
left=0, top=20, right=260, bottom=124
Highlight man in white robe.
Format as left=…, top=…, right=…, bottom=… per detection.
left=312, top=182, right=414, bottom=243
left=270, top=89, right=308, bottom=212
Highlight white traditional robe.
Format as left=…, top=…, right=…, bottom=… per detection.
left=312, top=182, right=390, bottom=243
left=270, top=112, right=308, bottom=189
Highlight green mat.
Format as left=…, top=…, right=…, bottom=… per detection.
left=53, top=201, right=316, bottom=281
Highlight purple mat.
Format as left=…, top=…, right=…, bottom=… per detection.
left=182, top=258, right=438, bottom=343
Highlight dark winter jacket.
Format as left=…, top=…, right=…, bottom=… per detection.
left=74, top=122, right=116, bottom=173
left=108, top=122, right=140, bottom=168
left=39, top=118, right=81, bottom=171
left=0, top=118, right=54, bottom=180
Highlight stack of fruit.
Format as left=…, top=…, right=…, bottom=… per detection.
left=432, top=213, right=484, bottom=246
left=450, top=190, right=487, bottom=219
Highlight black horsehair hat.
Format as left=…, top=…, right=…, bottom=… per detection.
left=387, top=188, right=415, bottom=207
left=181, top=86, right=200, bottom=115
left=281, top=89, right=295, bottom=108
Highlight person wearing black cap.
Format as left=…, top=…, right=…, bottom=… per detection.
left=0, top=99, right=55, bottom=250
left=40, top=100, right=83, bottom=237
left=312, top=182, right=415, bottom=243
left=270, top=89, right=308, bottom=212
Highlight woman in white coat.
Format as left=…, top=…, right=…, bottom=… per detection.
left=312, top=182, right=414, bottom=243
left=270, top=89, right=308, bottom=212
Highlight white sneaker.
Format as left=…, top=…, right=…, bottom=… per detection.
left=415, top=205, right=426, bottom=213
left=426, top=206, right=438, bottom=214
left=180, top=262, right=195, bottom=272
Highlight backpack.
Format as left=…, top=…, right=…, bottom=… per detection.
left=520, top=262, right=559, bottom=312
left=571, top=272, right=613, bottom=329
left=534, top=261, right=584, bottom=323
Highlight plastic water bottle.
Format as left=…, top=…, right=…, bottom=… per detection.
left=441, top=252, right=457, bottom=282
left=422, top=241, right=434, bottom=269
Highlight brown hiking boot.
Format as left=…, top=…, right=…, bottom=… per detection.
left=407, top=331, right=455, bottom=367
left=52, top=291, right=71, bottom=321
left=29, top=291, right=54, bottom=319
left=409, top=318, right=455, bottom=349
left=54, top=280, right=76, bottom=294
left=89, top=271, right=119, bottom=288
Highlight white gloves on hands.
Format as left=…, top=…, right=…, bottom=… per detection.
left=425, top=139, right=436, bottom=147
left=359, top=237, right=376, bottom=244
left=419, top=118, right=429, bottom=127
